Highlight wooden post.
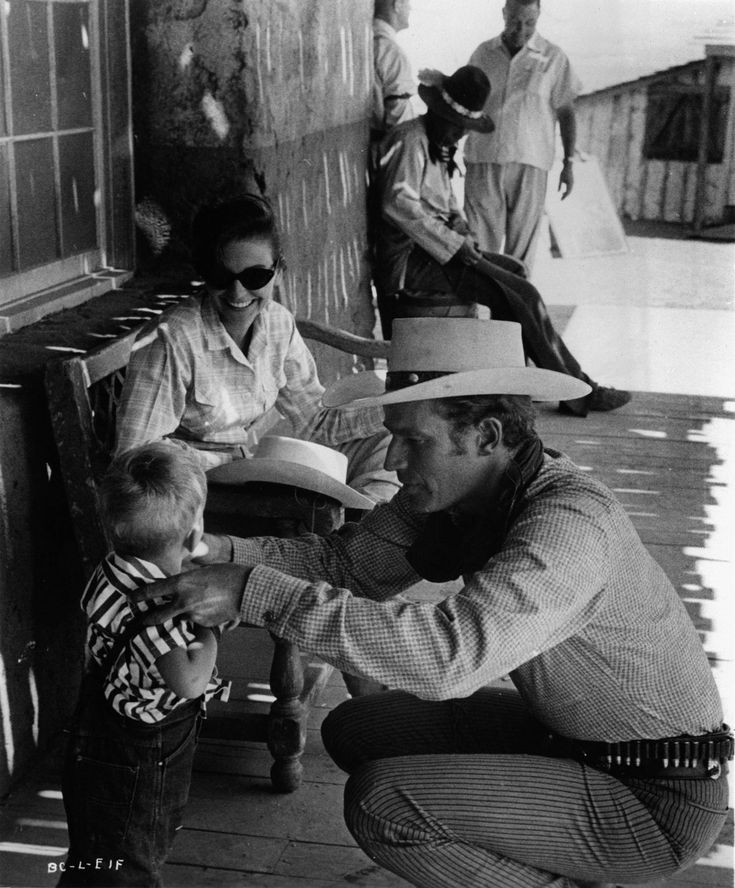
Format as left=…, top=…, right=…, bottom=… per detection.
left=267, top=636, right=307, bottom=793
left=693, top=55, right=717, bottom=232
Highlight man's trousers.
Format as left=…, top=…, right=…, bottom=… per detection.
left=321, top=689, right=728, bottom=888
left=464, top=162, right=548, bottom=271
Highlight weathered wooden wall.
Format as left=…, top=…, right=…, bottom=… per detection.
left=130, top=0, right=375, bottom=372
left=576, top=56, right=735, bottom=226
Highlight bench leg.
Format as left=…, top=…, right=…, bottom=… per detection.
left=267, top=635, right=307, bottom=792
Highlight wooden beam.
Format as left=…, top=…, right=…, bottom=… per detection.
left=693, top=55, right=718, bottom=232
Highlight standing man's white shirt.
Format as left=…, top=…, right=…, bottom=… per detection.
left=371, top=17, right=416, bottom=136
left=463, top=1, right=582, bottom=270
left=463, top=32, right=581, bottom=170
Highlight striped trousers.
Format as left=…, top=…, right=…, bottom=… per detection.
left=321, top=689, right=728, bottom=888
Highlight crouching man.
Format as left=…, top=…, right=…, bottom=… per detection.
left=132, top=319, right=731, bottom=888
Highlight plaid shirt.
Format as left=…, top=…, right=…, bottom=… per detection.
left=232, top=449, right=723, bottom=742
left=115, top=294, right=385, bottom=469
left=83, top=553, right=228, bottom=724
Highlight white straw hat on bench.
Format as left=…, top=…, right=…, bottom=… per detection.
left=206, top=436, right=375, bottom=510
left=322, top=318, right=591, bottom=408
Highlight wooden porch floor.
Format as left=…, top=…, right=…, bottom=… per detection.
left=1, top=390, right=733, bottom=887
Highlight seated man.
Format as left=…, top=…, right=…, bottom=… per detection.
left=134, top=318, right=730, bottom=888
left=374, top=64, right=630, bottom=417
left=370, top=0, right=417, bottom=338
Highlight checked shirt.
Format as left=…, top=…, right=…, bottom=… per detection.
left=231, top=449, right=722, bottom=743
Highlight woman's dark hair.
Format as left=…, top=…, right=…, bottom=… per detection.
left=433, top=394, right=537, bottom=451
left=191, top=194, right=281, bottom=281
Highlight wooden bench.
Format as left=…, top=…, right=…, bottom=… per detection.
left=44, top=315, right=389, bottom=792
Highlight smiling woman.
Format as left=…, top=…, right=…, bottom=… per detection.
left=113, top=194, right=400, bottom=506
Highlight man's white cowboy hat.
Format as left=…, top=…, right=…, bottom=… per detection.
left=322, top=318, right=592, bottom=408
left=206, top=436, right=375, bottom=510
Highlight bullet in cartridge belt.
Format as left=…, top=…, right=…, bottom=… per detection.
left=550, top=725, right=734, bottom=780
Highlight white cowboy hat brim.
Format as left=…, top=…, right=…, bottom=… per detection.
left=207, top=458, right=375, bottom=511
left=323, top=368, right=592, bottom=409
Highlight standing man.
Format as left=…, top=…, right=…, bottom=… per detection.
left=133, top=318, right=731, bottom=888
left=370, top=0, right=416, bottom=337
left=464, top=0, right=582, bottom=270
left=371, top=0, right=416, bottom=141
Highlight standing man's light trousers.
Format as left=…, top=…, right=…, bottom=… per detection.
left=465, top=162, right=549, bottom=271
left=321, top=689, right=728, bottom=888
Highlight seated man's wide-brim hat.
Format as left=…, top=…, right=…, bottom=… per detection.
left=322, top=319, right=591, bottom=408
left=206, top=436, right=374, bottom=510
left=418, top=65, right=495, bottom=133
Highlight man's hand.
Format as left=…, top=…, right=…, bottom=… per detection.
left=182, top=532, right=232, bottom=572
left=456, top=236, right=484, bottom=267
left=129, top=564, right=252, bottom=626
left=447, top=212, right=471, bottom=235
left=558, top=160, right=574, bottom=200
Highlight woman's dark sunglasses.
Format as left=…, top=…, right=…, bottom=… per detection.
left=207, top=259, right=280, bottom=291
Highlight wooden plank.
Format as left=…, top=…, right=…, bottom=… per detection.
left=184, top=773, right=352, bottom=844
left=169, top=827, right=287, bottom=873
left=82, top=328, right=137, bottom=385
left=538, top=411, right=735, bottom=444
left=275, top=841, right=412, bottom=885
left=44, top=355, right=110, bottom=579
left=606, top=91, right=631, bottom=210
left=554, top=392, right=731, bottom=420
left=162, top=864, right=341, bottom=887
left=663, top=161, right=688, bottom=223
left=540, top=437, right=732, bottom=465
left=194, top=740, right=346, bottom=783
left=623, top=87, right=647, bottom=220
left=587, top=97, right=615, bottom=165
left=642, top=161, right=666, bottom=219
left=553, top=467, right=722, bottom=494
left=682, top=161, right=698, bottom=224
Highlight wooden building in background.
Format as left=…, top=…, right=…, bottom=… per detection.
left=575, top=44, right=735, bottom=231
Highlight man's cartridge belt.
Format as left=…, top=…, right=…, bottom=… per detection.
left=550, top=725, right=733, bottom=780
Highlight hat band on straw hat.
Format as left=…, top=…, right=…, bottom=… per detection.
left=440, top=88, right=485, bottom=120
left=387, top=370, right=450, bottom=391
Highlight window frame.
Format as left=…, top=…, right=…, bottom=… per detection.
left=643, top=76, right=730, bottom=165
left=0, top=0, right=134, bottom=331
